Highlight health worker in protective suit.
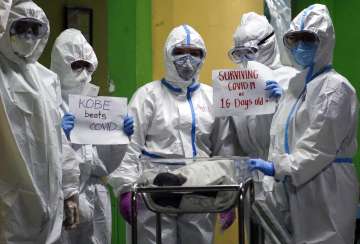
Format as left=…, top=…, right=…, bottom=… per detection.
left=226, top=12, right=299, bottom=241
left=0, top=1, right=64, bottom=243
left=228, top=12, right=298, bottom=161
left=248, top=4, right=359, bottom=244
left=0, top=0, right=12, bottom=38
left=108, top=24, right=237, bottom=244
left=51, top=28, right=134, bottom=244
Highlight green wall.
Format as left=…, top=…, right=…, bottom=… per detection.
left=292, top=0, right=360, bottom=176
left=108, top=0, right=152, bottom=99
left=108, top=0, right=152, bottom=243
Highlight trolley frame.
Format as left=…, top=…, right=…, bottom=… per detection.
left=130, top=178, right=254, bottom=244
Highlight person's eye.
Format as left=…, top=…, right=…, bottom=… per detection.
left=193, top=50, right=204, bottom=58
left=190, top=52, right=200, bottom=58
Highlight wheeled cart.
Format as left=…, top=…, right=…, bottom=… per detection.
left=130, top=157, right=254, bottom=244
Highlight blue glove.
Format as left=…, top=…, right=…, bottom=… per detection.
left=62, top=112, right=75, bottom=139
left=265, top=80, right=282, bottom=99
left=248, top=158, right=275, bottom=176
left=123, top=115, right=134, bottom=136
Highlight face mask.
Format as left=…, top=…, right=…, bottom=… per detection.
left=255, top=39, right=277, bottom=66
left=291, top=41, right=317, bottom=68
left=63, top=81, right=87, bottom=97
left=82, top=83, right=100, bottom=96
left=256, top=47, right=273, bottom=65
left=63, top=69, right=91, bottom=88
left=173, top=54, right=202, bottom=81
left=61, top=69, right=92, bottom=102
left=11, top=34, right=39, bottom=58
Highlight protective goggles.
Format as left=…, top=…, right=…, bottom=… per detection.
left=283, top=31, right=319, bottom=49
left=228, top=31, right=275, bottom=63
left=228, top=46, right=258, bottom=63
left=71, top=60, right=93, bottom=72
left=172, top=45, right=204, bottom=59
left=10, top=18, right=48, bottom=39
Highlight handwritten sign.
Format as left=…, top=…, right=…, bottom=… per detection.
left=69, top=95, right=129, bottom=145
left=212, top=61, right=277, bottom=117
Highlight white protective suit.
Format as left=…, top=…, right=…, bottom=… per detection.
left=231, top=12, right=298, bottom=160
left=0, top=0, right=11, bottom=37
left=0, top=1, right=64, bottom=243
left=267, top=4, right=359, bottom=244
left=109, top=24, right=236, bottom=244
left=230, top=13, right=298, bottom=244
left=51, top=28, right=127, bottom=244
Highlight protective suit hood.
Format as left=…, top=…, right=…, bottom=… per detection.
left=51, top=28, right=98, bottom=102
left=0, top=0, right=49, bottom=65
left=233, top=12, right=282, bottom=69
left=0, top=0, right=12, bottom=37
left=164, top=24, right=206, bottom=88
left=286, top=4, right=334, bottom=74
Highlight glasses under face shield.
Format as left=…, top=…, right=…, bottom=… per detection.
left=228, top=31, right=274, bottom=63
left=10, top=18, right=48, bottom=39
left=283, top=31, right=319, bottom=49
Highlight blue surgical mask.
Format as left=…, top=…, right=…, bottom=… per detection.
left=290, top=41, right=317, bottom=68
left=173, top=54, right=202, bottom=81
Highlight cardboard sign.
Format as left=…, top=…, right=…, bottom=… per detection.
left=212, top=61, right=277, bottom=117
left=69, top=95, right=129, bottom=145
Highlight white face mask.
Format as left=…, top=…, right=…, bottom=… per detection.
left=256, top=42, right=276, bottom=66
left=82, top=83, right=99, bottom=96
left=11, top=35, right=40, bottom=58
left=61, top=69, right=92, bottom=103
left=63, top=69, right=92, bottom=89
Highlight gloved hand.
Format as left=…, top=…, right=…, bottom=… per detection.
left=63, top=195, right=79, bottom=230
left=62, top=112, right=75, bottom=139
left=220, top=209, right=236, bottom=231
left=248, top=158, right=275, bottom=176
left=265, top=80, right=282, bottom=99
left=118, top=192, right=139, bottom=224
left=123, top=115, right=134, bottom=137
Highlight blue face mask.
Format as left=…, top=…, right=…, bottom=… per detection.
left=290, top=41, right=317, bottom=68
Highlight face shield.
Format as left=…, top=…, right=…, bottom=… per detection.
left=283, top=31, right=319, bottom=49
left=10, top=18, right=48, bottom=39
left=71, top=60, right=95, bottom=73
left=283, top=31, right=319, bottom=68
left=10, top=18, right=48, bottom=58
left=228, top=31, right=275, bottom=64
left=67, top=60, right=93, bottom=86
left=61, top=59, right=94, bottom=100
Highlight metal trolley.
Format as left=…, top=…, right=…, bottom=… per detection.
left=129, top=157, right=254, bottom=244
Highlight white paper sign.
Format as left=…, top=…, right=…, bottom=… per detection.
left=212, top=61, right=277, bottom=117
left=69, top=95, right=129, bottom=145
